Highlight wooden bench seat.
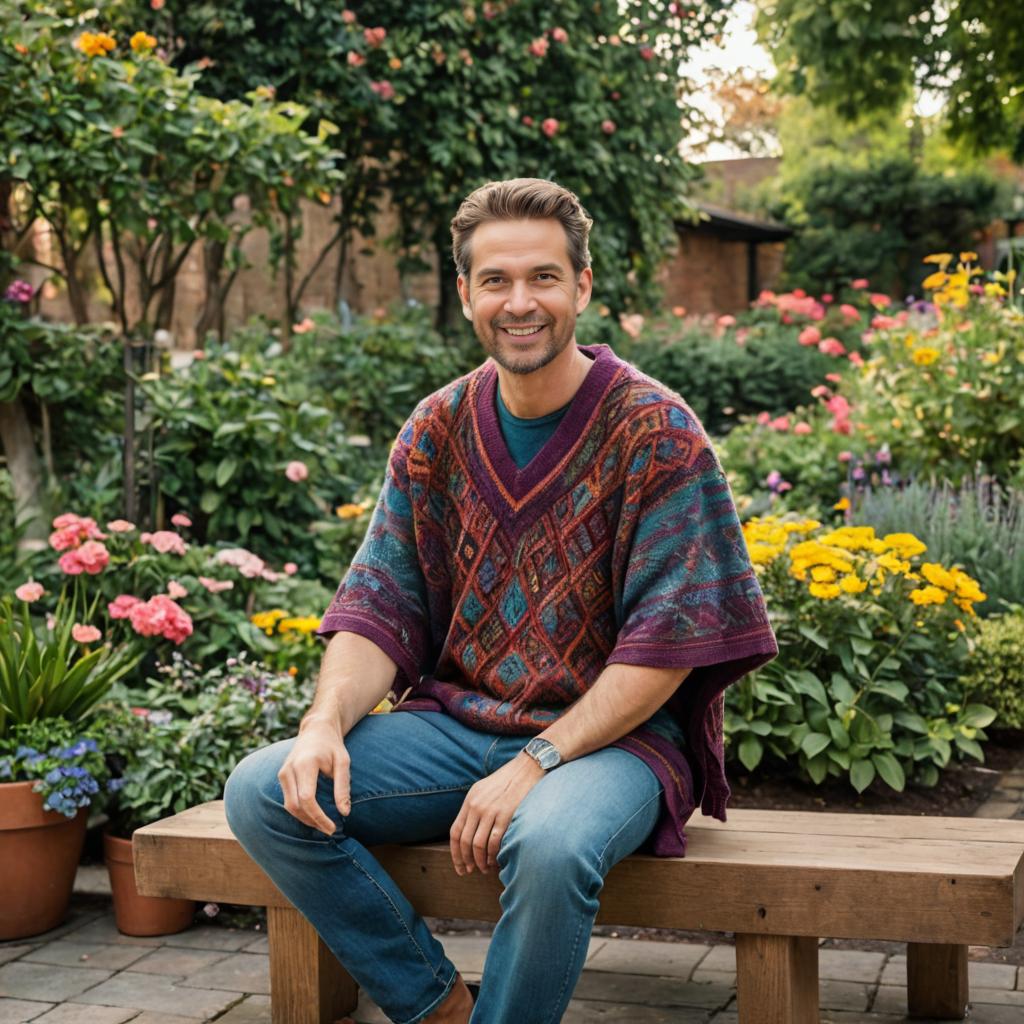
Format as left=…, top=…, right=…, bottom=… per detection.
left=133, top=801, right=1024, bottom=1024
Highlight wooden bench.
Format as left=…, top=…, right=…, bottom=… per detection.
left=133, top=802, right=1024, bottom=1024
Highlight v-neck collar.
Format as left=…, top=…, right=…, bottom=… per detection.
left=470, top=343, right=622, bottom=525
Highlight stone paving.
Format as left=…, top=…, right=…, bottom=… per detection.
left=2, top=760, right=1022, bottom=1024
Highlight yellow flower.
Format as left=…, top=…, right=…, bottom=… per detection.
left=819, top=526, right=879, bottom=552
left=877, top=552, right=911, bottom=575
left=336, top=503, right=365, bottom=519
left=260, top=376, right=277, bottom=386
left=811, top=565, right=837, bottom=583
left=881, top=533, right=927, bottom=558
left=921, top=271, right=948, bottom=290
left=909, top=585, right=947, bottom=606
left=985, top=283, right=1007, bottom=298
left=912, top=347, right=940, bottom=366
left=838, top=575, right=868, bottom=594
left=923, top=253, right=953, bottom=267
left=945, top=702, right=961, bottom=714
left=278, top=615, right=322, bottom=635
left=808, top=582, right=841, bottom=600
left=920, top=562, right=957, bottom=591
left=77, top=31, right=116, bottom=57
left=288, top=666, right=298, bottom=677
left=130, top=31, right=157, bottom=52
left=748, top=542, right=783, bottom=566
left=959, top=251, right=978, bottom=262
left=833, top=497, right=850, bottom=511
left=250, top=609, right=288, bottom=630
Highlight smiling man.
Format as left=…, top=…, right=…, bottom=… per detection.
left=224, top=178, right=777, bottom=1024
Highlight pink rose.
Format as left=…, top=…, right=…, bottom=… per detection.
left=521, top=115, right=534, bottom=126
left=756, top=411, right=771, bottom=425
left=109, top=595, right=143, bottom=620
left=284, top=562, right=298, bottom=575
left=341, top=9, right=356, bottom=24
left=870, top=293, right=891, bottom=308
left=193, top=350, right=206, bottom=360
left=639, top=45, right=654, bottom=60
left=768, top=416, right=790, bottom=432
left=363, top=26, right=387, bottom=47
left=851, top=278, right=869, bottom=290
left=541, top=117, right=559, bottom=138
left=825, top=372, right=843, bottom=383
left=141, top=530, right=188, bottom=556
left=369, top=80, right=395, bottom=101
left=838, top=451, right=853, bottom=462
left=106, top=519, right=136, bottom=533
left=72, top=624, right=102, bottom=644
left=59, top=540, right=110, bottom=576
left=214, top=547, right=267, bottom=578
left=735, top=327, right=750, bottom=346
left=15, top=581, right=45, bottom=602
left=285, top=460, right=309, bottom=483
left=601, top=119, right=616, bottom=135
left=798, top=326, right=821, bottom=347
left=810, top=385, right=831, bottom=398
left=528, top=37, right=549, bottom=57
left=49, top=514, right=105, bottom=551
left=128, top=595, right=193, bottom=645
left=347, top=51, right=365, bottom=67
left=821, top=293, right=833, bottom=304
left=551, top=27, right=568, bottom=43
left=198, top=576, right=235, bottom=593
left=818, top=337, right=847, bottom=357
left=848, top=351, right=864, bottom=367
left=716, top=315, right=736, bottom=329
left=171, top=513, right=192, bottom=528
left=167, top=580, right=188, bottom=599
left=292, top=317, right=316, bottom=334
left=794, top=422, right=813, bottom=435
left=839, top=303, right=861, bottom=322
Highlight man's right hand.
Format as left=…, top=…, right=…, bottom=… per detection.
left=277, top=716, right=351, bottom=836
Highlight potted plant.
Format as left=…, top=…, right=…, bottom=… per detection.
left=0, top=588, right=140, bottom=940
left=101, top=652, right=315, bottom=935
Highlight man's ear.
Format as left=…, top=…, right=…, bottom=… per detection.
left=456, top=275, right=473, bottom=321
left=575, top=267, right=594, bottom=315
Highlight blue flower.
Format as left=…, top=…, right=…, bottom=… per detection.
left=107, top=777, right=126, bottom=792
left=0, top=759, right=12, bottom=779
left=45, top=768, right=64, bottom=784
left=15, top=746, right=38, bottom=760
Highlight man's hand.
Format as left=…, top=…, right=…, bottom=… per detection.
left=277, top=716, right=351, bottom=836
left=450, top=752, right=545, bottom=876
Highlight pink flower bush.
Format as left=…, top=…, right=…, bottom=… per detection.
left=106, top=519, right=135, bottom=533
left=170, top=513, right=192, bottom=528
left=838, top=304, right=861, bottom=323
left=292, top=317, right=315, bottom=334
left=797, top=326, right=821, bottom=347
left=638, top=45, right=654, bottom=60
left=756, top=411, right=771, bottom=425
left=768, top=416, right=791, bottom=432
left=285, top=460, right=309, bottom=483
left=284, top=562, right=298, bottom=576
left=347, top=51, right=365, bottom=67
left=716, top=315, right=736, bottom=329
left=198, top=576, right=235, bottom=593
left=15, top=581, right=45, bottom=602
left=341, top=8, right=356, bottom=23
left=869, top=293, right=891, bottom=308
left=551, top=27, right=568, bottom=43
left=825, top=394, right=852, bottom=435
left=849, top=351, right=865, bottom=367
left=794, top=422, right=813, bottom=435
left=127, top=595, right=193, bottom=645
left=167, top=580, right=188, bottom=599
left=214, top=547, right=268, bottom=579
left=5, top=279, right=34, bottom=303
left=140, top=530, right=188, bottom=556
left=838, top=451, right=853, bottom=462
left=59, top=540, right=110, bottom=576
left=851, top=278, right=869, bottom=289
left=818, top=337, right=847, bottom=357
left=369, top=80, right=395, bottom=101
left=72, top=624, right=102, bottom=644
left=109, top=594, right=143, bottom=619
left=528, top=37, right=549, bottom=57
left=601, top=119, right=616, bottom=135
left=363, top=26, right=386, bottom=47
left=541, top=117, right=559, bottom=138
left=49, top=513, right=105, bottom=551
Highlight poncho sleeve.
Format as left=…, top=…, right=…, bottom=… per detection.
left=315, top=417, right=430, bottom=691
left=606, top=424, right=778, bottom=818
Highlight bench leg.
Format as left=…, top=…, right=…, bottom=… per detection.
left=907, top=942, right=968, bottom=1020
left=267, top=905, right=359, bottom=1024
left=735, top=933, right=819, bottom=1024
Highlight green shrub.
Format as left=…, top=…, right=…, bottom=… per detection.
left=960, top=610, right=1024, bottom=729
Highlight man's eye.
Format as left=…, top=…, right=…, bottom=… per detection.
left=484, top=277, right=503, bottom=285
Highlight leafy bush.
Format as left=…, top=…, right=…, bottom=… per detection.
left=853, top=478, right=1024, bottom=616
left=960, top=610, right=1024, bottom=730
left=728, top=516, right=995, bottom=792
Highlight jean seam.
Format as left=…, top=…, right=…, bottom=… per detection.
left=596, top=790, right=661, bottom=873
left=351, top=784, right=471, bottom=806
left=481, top=736, right=501, bottom=774
left=330, top=837, right=446, bottom=984
left=544, top=886, right=590, bottom=1024
left=399, top=961, right=459, bottom=1024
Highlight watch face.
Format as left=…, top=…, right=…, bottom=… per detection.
left=528, top=739, right=561, bottom=770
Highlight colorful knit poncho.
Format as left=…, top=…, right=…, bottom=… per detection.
left=317, top=344, right=778, bottom=855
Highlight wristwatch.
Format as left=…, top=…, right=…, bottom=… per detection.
left=523, top=737, right=563, bottom=771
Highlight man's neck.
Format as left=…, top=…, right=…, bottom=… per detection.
left=496, top=343, right=593, bottom=419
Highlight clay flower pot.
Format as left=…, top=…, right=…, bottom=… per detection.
left=0, top=780, right=88, bottom=940
left=103, top=830, right=196, bottom=936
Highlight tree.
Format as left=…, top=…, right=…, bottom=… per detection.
left=113, top=0, right=736, bottom=316
left=753, top=0, right=1024, bottom=162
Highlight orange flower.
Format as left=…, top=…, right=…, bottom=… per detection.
left=130, top=31, right=157, bottom=52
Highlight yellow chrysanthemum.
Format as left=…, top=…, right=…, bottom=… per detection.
left=77, top=31, right=116, bottom=57
left=250, top=608, right=288, bottom=630
left=909, top=586, right=947, bottom=606
left=877, top=552, right=911, bottom=575
left=130, top=31, right=157, bottom=52
left=923, top=253, right=953, bottom=267
left=912, top=347, right=940, bottom=366
left=838, top=575, right=868, bottom=594
left=985, top=283, right=1007, bottom=298
left=278, top=615, right=322, bottom=635
left=959, top=251, right=978, bottom=262
left=808, top=582, right=841, bottom=600
left=922, top=271, right=948, bottom=290
left=748, top=542, right=784, bottom=565
left=920, top=562, right=957, bottom=591
left=336, top=503, right=366, bottom=519
left=818, top=527, right=878, bottom=552
left=833, top=497, right=850, bottom=511
left=811, top=565, right=837, bottom=583
left=881, top=533, right=927, bottom=558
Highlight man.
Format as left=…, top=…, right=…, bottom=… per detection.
left=225, top=178, right=777, bottom=1024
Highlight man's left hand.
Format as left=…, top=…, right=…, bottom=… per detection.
left=450, top=752, right=544, bottom=876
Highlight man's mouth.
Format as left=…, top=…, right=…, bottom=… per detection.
left=499, top=324, right=547, bottom=339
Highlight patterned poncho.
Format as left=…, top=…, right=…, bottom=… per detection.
left=317, top=343, right=778, bottom=855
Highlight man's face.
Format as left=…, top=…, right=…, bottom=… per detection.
left=456, top=218, right=593, bottom=376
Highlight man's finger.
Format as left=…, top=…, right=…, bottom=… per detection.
left=471, top=815, right=496, bottom=873
left=486, top=818, right=506, bottom=869
left=295, top=767, right=336, bottom=835
left=460, top=807, right=479, bottom=874
left=450, top=810, right=467, bottom=875
left=333, top=752, right=351, bottom=817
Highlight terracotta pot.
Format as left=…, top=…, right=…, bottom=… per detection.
left=0, top=780, right=89, bottom=940
left=103, top=830, right=196, bottom=936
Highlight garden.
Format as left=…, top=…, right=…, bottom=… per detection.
left=2, top=0, right=1024, bottom=1010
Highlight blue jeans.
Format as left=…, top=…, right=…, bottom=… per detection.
left=223, top=710, right=662, bottom=1024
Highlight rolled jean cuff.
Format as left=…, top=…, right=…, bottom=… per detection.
left=401, top=960, right=459, bottom=1024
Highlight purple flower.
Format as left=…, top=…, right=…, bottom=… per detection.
left=4, top=279, right=34, bottom=304
left=852, top=467, right=866, bottom=481
left=881, top=469, right=893, bottom=486
left=765, top=470, right=783, bottom=490
left=875, top=445, right=892, bottom=465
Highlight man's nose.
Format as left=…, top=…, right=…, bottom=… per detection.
left=504, top=281, right=537, bottom=318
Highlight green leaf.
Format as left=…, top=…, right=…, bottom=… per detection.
left=215, top=456, right=237, bottom=487
left=801, top=731, right=831, bottom=759
left=827, top=717, right=851, bottom=750
left=871, top=679, right=909, bottom=701
left=200, top=489, right=222, bottom=514
left=738, top=734, right=763, bottom=771
left=893, top=709, right=928, bottom=734
left=850, top=758, right=876, bottom=793
left=798, top=624, right=829, bottom=649
left=806, top=753, right=828, bottom=784
left=789, top=670, right=829, bottom=708
left=830, top=673, right=857, bottom=704
left=954, top=735, right=984, bottom=761
left=871, top=752, right=905, bottom=791
left=960, top=704, right=997, bottom=728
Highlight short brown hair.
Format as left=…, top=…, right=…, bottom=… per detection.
left=450, top=178, right=593, bottom=280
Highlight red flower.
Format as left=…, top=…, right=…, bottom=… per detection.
left=363, top=27, right=387, bottom=47
left=601, top=119, right=616, bottom=135
left=529, top=37, right=549, bottom=57
left=551, top=27, right=568, bottom=43
left=541, top=117, right=559, bottom=138
left=370, top=80, right=395, bottom=101
left=639, top=45, right=654, bottom=60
